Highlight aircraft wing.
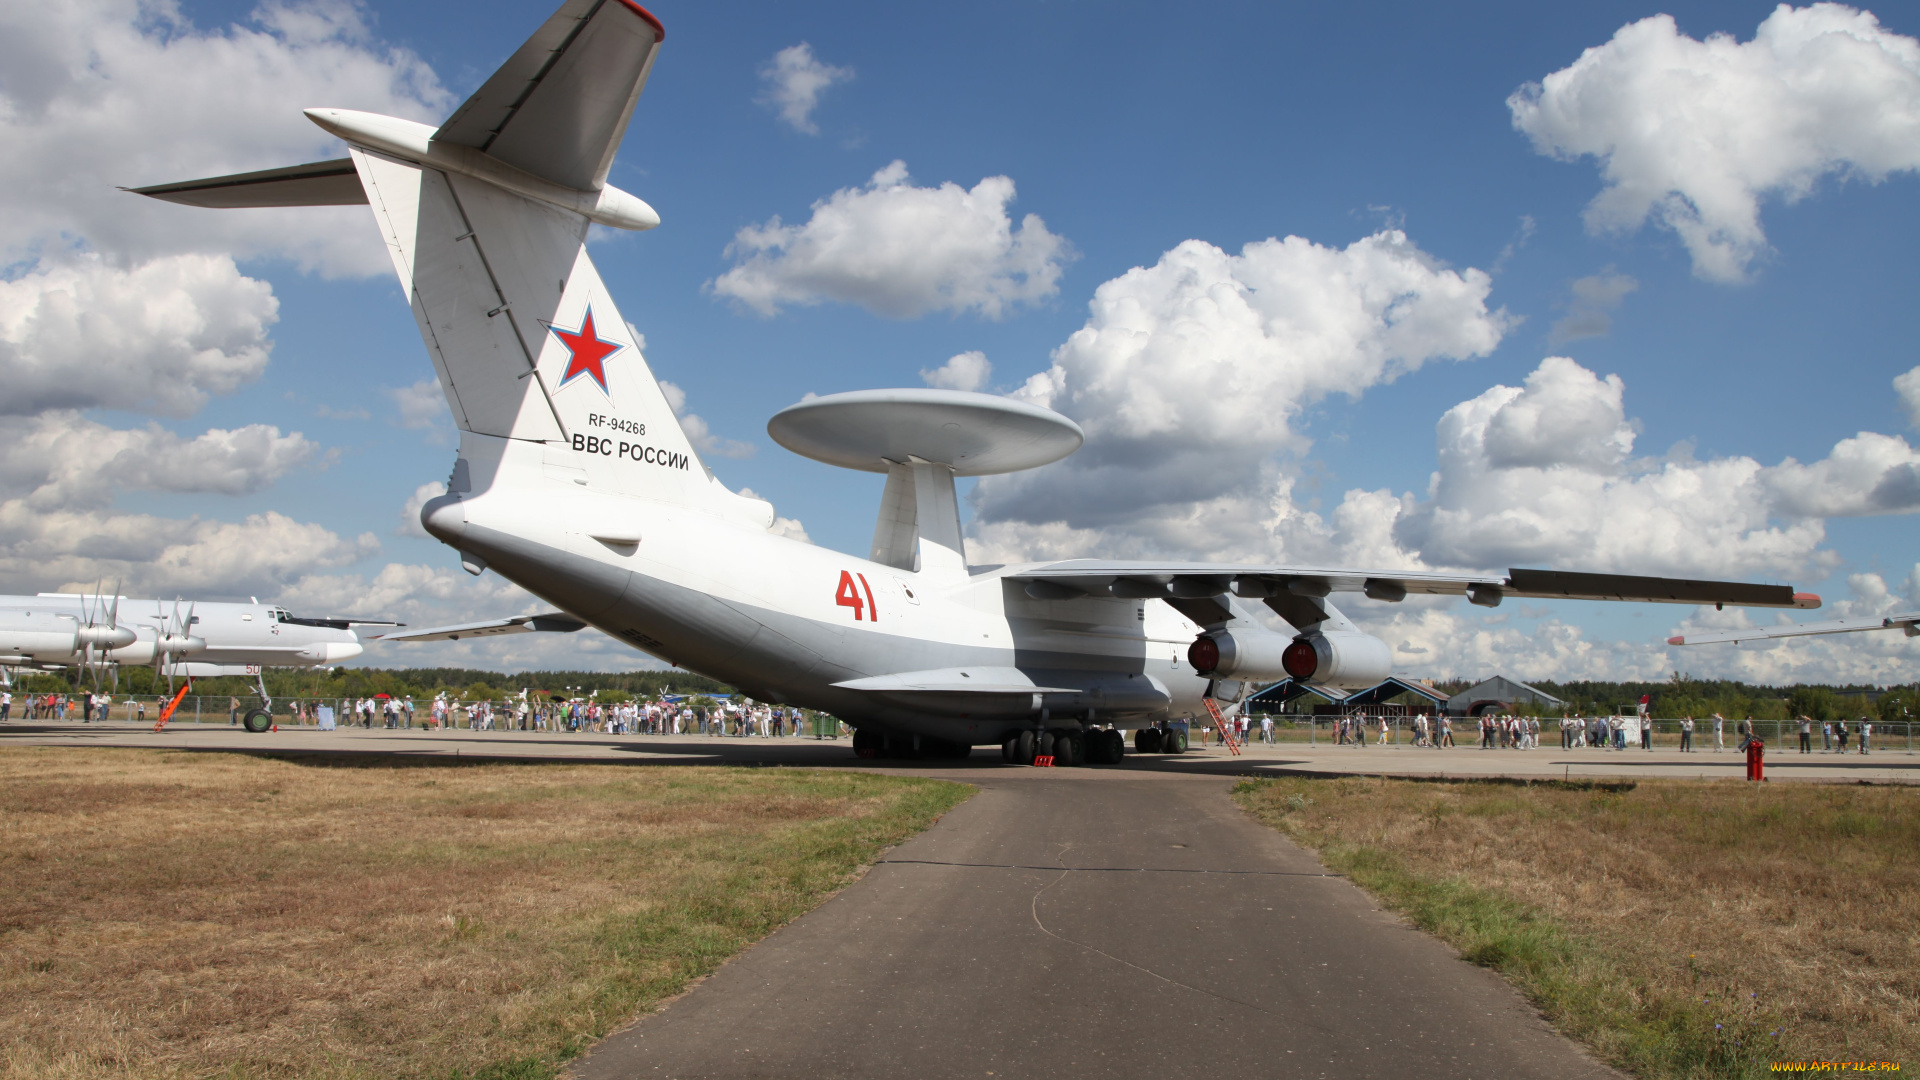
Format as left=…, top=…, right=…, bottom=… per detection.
left=1006, top=561, right=1818, bottom=609
left=379, top=613, right=588, bottom=642
left=431, top=0, right=665, bottom=192
left=126, top=158, right=366, bottom=208
left=1668, top=611, right=1920, bottom=646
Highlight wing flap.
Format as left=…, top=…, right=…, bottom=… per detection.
left=433, top=0, right=663, bottom=192
left=1503, top=568, right=1816, bottom=608
left=1005, top=561, right=1817, bottom=609
left=127, top=158, right=366, bottom=208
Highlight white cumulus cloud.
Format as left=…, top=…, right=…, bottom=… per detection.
left=0, top=0, right=451, bottom=276
left=1763, top=431, right=1920, bottom=517
left=1510, top=4, right=1920, bottom=282
left=1385, top=356, right=1831, bottom=578
left=0, top=413, right=317, bottom=511
left=920, top=350, right=992, bottom=392
left=972, top=230, right=1512, bottom=557
left=3, top=508, right=376, bottom=598
left=388, top=378, right=449, bottom=430
left=709, top=161, right=1073, bottom=319
left=0, top=254, right=278, bottom=417
left=1894, top=364, right=1920, bottom=431
left=756, top=42, right=854, bottom=135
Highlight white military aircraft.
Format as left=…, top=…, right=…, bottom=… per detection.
left=0, top=591, right=378, bottom=730
left=1669, top=611, right=1920, bottom=647
left=133, top=0, right=1819, bottom=763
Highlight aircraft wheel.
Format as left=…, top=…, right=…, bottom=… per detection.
left=1014, top=729, right=1036, bottom=766
left=242, top=709, right=272, bottom=734
left=1097, top=729, right=1124, bottom=764
left=852, top=729, right=882, bottom=759
left=1166, top=728, right=1189, bottom=754
left=1054, top=729, right=1083, bottom=767
left=1085, top=730, right=1113, bottom=764
left=1001, top=735, right=1017, bottom=762
left=1134, top=728, right=1163, bottom=754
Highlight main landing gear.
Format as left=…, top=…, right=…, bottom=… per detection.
left=1131, top=723, right=1189, bottom=755
left=999, top=727, right=1126, bottom=767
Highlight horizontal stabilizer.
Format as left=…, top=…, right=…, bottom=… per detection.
left=434, top=0, right=664, bottom=192
left=127, top=158, right=366, bottom=208
left=380, top=613, right=587, bottom=642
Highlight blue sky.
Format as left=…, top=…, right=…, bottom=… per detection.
left=3, top=0, right=1917, bottom=681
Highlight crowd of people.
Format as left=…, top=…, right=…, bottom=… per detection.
left=0, top=688, right=839, bottom=739
left=0, top=690, right=145, bottom=723
left=1228, top=708, right=1895, bottom=755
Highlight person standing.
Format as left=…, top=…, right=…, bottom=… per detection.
left=1680, top=715, right=1694, bottom=752
left=1859, top=717, right=1872, bottom=755
left=0, top=689, right=9, bottom=722
left=1821, top=719, right=1833, bottom=752
left=1798, top=715, right=1812, bottom=754
left=1836, top=718, right=1850, bottom=753
left=1713, top=713, right=1725, bottom=752
left=1641, top=715, right=1653, bottom=751
left=1261, top=714, right=1274, bottom=744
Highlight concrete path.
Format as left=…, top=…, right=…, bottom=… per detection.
left=567, top=765, right=1615, bottom=1080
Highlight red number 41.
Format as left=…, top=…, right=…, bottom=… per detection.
left=836, top=570, right=878, bottom=622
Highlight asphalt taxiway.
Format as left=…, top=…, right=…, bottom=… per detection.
left=569, top=764, right=1616, bottom=1080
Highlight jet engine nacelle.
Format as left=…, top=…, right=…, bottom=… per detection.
left=1279, top=630, right=1392, bottom=690
left=1186, top=629, right=1295, bottom=681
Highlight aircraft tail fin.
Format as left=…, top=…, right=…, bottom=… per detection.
left=125, top=0, right=732, bottom=511
left=433, top=0, right=664, bottom=192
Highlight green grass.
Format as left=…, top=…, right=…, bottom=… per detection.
left=1234, top=777, right=1823, bottom=1080
left=1, top=750, right=973, bottom=1080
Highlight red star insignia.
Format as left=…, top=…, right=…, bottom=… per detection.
left=549, top=307, right=624, bottom=394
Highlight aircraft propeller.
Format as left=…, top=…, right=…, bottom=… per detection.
left=75, top=582, right=135, bottom=692
left=150, top=597, right=206, bottom=691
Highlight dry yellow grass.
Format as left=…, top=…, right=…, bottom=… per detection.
left=1235, top=775, right=1918, bottom=1078
left=0, top=748, right=969, bottom=1080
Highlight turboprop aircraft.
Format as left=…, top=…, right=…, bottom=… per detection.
left=1669, top=611, right=1920, bottom=647
left=0, top=591, right=383, bottom=729
left=132, top=0, right=1820, bottom=763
